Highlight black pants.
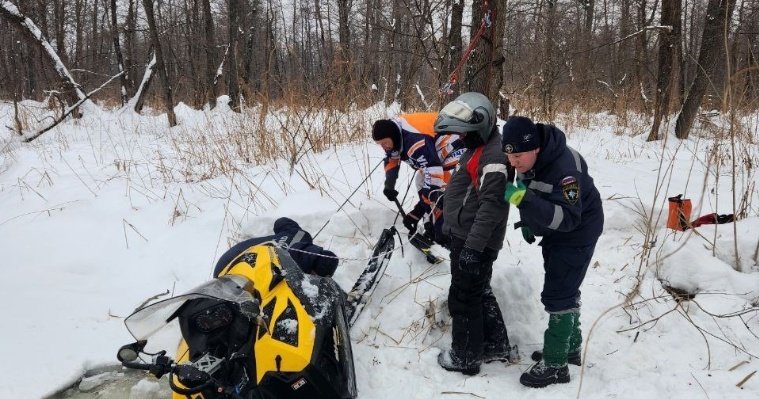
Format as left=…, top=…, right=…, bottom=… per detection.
left=447, top=238, right=508, bottom=363
left=541, top=243, right=596, bottom=312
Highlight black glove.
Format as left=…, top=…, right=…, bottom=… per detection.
left=383, top=187, right=398, bottom=202
left=458, top=247, right=484, bottom=275
left=515, top=221, right=536, bottom=244
left=403, top=213, right=420, bottom=232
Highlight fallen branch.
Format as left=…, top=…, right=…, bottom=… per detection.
left=24, top=71, right=125, bottom=143
left=736, top=370, right=756, bottom=389
left=441, top=392, right=484, bottom=399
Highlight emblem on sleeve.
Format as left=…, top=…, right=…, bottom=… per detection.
left=561, top=176, right=580, bottom=205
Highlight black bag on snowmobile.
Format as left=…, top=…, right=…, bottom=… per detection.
left=119, top=244, right=357, bottom=399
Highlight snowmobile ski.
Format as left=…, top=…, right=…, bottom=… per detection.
left=345, top=226, right=396, bottom=327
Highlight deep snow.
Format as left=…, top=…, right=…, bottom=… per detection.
left=0, top=100, right=757, bottom=398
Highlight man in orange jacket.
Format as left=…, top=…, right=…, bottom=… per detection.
left=373, top=113, right=465, bottom=246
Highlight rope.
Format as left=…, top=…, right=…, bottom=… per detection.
left=313, top=159, right=383, bottom=239
left=272, top=230, right=448, bottom=264
left=441, top=0, right=493, bottom=96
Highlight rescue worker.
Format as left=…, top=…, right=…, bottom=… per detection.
left=501, top=116, right=604, bottom=388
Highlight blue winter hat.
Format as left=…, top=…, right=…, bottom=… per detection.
left=502, top=116, right=541, bottom=153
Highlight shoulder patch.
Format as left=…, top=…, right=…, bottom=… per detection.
left=560, top=176, right=577, bottom=185
left=560, top=176, right=580, bottom=205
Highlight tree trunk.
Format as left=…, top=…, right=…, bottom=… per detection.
left=124, top=0, right=136, bottom=93
left=488, top=0, right=508, bottom=105
left=110, top=0, right=129, bottom=105
left=336, top=0, right=351, bottom=88
left=142, top=0, right=177, bottom=126
left=242, top=0, right=259, bottom=94
left=648, top=1, right=681, bottom=141
left=674, top=0, right=736, bottom=139
left=53, top=0, right=68, bottom=65
left=446, top=0, right=464, bottom=99
left=201, top=0, right=217, bottom=109
left=227, top=0, right=241, bottom=111
left=187, top=0, right=202, bottom=108
left=74, top=0, right=84, bottom=69
left=539, top=0, right=559, bottom=119
left=385, top=0, right=402, bottom=104
left=133, top=51, right=157, bottom=113
left=466, top=0, right=497, bottom=98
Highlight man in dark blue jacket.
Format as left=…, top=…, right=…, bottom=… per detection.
left=501, top=116, right=604, bottom=388
left=213, top=217, right=338, bottom=278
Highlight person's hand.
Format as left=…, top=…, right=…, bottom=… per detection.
left=520, top=226, right=536, bottom=244
left=403, top=213, right=420, bottom=232
left=458, top=247, right=484, bottom=275
left=504, top=180, right=527, bottom=206
left=514, top=221, right=535, bottom=244
left=383, top=187, right=399, bottom=201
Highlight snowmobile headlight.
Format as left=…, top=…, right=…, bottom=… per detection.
left=193, top=303, right=235, bottom=333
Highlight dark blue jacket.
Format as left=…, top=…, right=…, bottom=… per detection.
left=516, top=125, right=604, bottom=247
left=213, top=217, right=338, bottom=277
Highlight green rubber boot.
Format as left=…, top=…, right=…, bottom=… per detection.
left=520, top=312, right=575, bottom=388
left=568, top=311, right=582, bottom=359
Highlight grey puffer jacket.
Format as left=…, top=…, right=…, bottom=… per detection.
left=442, top=131, right=510, bottom=252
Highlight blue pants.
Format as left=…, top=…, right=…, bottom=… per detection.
left=541, top=244, right=596, bottom=313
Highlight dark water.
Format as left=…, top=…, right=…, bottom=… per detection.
left=45, top=365, right=171, bottom=399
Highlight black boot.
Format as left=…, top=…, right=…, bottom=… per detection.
left=519, top=360, right=570, bottom=388
left=482, top=343, right=519, bottom=364
left=530, top=349, right=581, bottom=366
left=438, top=349, right=480, bottom=376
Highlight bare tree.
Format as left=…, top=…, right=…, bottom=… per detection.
left=0, top=0, right=86, bottom=111
left=675, top=0, right=736, bottom=139
left=227, top=0, right=242, bottom=111
left=142, top=0, right=177, bottom=126
left=648, top=1, right=681, bottom=141
left=202, top=0, right=217, bottom=109
left=110, top=0, right=129, bottom=105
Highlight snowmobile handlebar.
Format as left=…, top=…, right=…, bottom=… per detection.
left=118, top=341, right=224, bottom=396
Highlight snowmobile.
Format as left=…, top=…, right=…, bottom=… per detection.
left=117, top=228, right=396, bottom=399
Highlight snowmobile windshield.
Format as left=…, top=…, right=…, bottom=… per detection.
left=124, top=275, right=256, bottom=340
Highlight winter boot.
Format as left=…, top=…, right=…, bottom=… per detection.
left=482, top=342, right=520, bottom=363
left=438, top=349, right=481, bottom=376
left=481, top=342, right=509, bottom=363
left=520, top=312, right=575, bottom=388
left=568, top=311, right=582, bottom=360
left=519, top=360, right=569, bottom=388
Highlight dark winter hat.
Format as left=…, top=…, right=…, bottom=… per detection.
left=314, top=250, right=339, bottom=277
left=502, top=116, right=541, bottom=154
left=372, top=119, right=401, bottom=147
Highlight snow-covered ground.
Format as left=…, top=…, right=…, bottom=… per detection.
left=1, top=100, right=758, bottom=398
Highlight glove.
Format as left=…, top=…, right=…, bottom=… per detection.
left=504, top=180, right=527, bottom=206
left=514, top=221, right=535, bottom=244
left=458, top=247, right=484, bottom=275
left=383, top=187, right=399, bottom=202
left=520, top=226, right=536, bottom=244
left=403, top=213, right=420, bottom=232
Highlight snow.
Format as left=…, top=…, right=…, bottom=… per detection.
left=0, top=101, right=758, bottom=398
